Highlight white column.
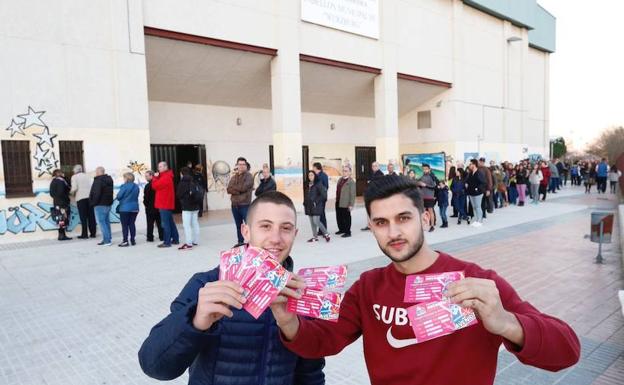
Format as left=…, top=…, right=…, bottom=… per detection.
left=375, top=1, right=400, bottom=170
left=271, top=0, right=303, bottom=202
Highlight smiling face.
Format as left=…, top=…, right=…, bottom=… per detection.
left=241, top=202, right=298, bottom=262
left=368, top=193, right=428, bottom=263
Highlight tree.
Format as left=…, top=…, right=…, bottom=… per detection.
left=550, top=137, right=567, bottom=158
left=587, top=126, right=624, bottom=163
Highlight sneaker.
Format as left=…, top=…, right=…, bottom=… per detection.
left=77, top=235, right=89, bottom=239
left=172, top=241, right=180, bottom=245
left=118, top=242, right=129, bottom=247
left=324, top=234, right=331, bottom=242
left=97, top=241, right=112, bottom=246
left=335, top=231, right=344, bottom=235
left=361, top=226, right=370, bottom=231
left=307, top=238, right=318, bottom=243
left=341, top=233, right=351, bottom=238
left=472, top=222, right=482, bottom=227
left=178, top=244, right=193, bottom=251
left=429, top=226, right=435, bottom=232
left=157, top=243, right=171, bottom=248
left=192, top=243, right=198, bottom=246
left=131, top=240, right=136, bottom=246
left=146, top=238, right=154, bottom=242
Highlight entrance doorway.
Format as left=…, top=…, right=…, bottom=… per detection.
left=150, top=144, right=208, bottom=212
left=355, top=146, right=376, bottom=196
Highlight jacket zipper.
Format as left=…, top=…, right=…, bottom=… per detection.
left=258, top=314, right=270, bottom=385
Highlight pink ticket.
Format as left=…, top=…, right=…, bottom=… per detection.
left=297, top=265, right=348, bottom=291
left=406, top=300, right=478, bottom=344
left=287, top=289, right=342, bottom=322
left=404, top=271, right=465, bottom=303
left=241, top=253, right=291, bottom=319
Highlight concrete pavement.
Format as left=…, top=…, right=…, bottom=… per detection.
left=0, top=185, right=622, bottom=385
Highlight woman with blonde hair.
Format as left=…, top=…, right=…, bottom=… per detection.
left=115, top=172, right=140, bottom=246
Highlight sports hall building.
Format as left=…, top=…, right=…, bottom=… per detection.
left=0, top=0, right=555, bottom=241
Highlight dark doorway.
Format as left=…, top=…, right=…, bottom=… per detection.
left=59, top=141, right=84, bottom=181
left=150, top=144, right=208, bottom=212
left=1, top=140, right=33, bottom=197
left=355, top=146, right=376, bottom=196
left=302, top=145, right=309, bottom=190
left=268, top=145, right=275, bottom=176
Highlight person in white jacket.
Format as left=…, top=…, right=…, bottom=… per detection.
left=528, top=163, right=543, bottom=205
left=70, top=165, right=96, bottom=239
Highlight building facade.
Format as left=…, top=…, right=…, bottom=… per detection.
left=0, top=0, right=555, bottom=241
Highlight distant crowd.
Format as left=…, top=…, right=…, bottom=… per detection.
left=47, top=155, right=620, bottom=245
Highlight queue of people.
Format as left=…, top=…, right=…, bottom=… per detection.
left=49, top=156, right=620, bottom=246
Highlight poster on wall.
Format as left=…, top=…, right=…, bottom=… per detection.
left=402, top=152, right=446, bottom=180
left=300, top=0, right=379, bottom=39
left=463, top=152, right=479, bottom=165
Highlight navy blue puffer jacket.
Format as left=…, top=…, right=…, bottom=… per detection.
left=138, top=263, right=325, bottom=385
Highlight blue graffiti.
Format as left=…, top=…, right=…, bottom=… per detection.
left=0, top=201, right=120, bottom=235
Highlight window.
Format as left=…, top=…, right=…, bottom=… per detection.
left=1, top=140, right=33, bottom=197
left=59, top=141, right=84, bottom=180
left=417, top=110, right=432, bottom=129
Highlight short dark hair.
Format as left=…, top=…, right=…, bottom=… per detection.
left=470, top=159, right=479, bottom=167
left=312, top=162, right=323, bottom=171
left=247, top=191, right=297, bottom=223
left=180, top=167, right=191, bottom=176
left=237, top=157, right=247, bottom=164
left=52, top=169, right=63, bottom=177
left=422, top=163, right=430, bottom=168
left=479, top=157, right=486, bottom=162
left=364, top=175, right=424, bottom=216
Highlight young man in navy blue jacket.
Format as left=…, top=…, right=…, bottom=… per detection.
left=138, top=191, right=325, bottom=385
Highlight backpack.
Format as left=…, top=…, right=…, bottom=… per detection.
left=188, top=181, right=205, bottom=205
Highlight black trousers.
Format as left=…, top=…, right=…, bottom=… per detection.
left=336, top=205, right=352, bottom=235
left=77, top=198, right=96, bottom=237
left=146, top=210, right=163, bottom=241
left=318, top=202, right=328, bottom=235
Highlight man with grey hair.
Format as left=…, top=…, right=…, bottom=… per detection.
left=89, top=166, right=114, bottom=246
left=70, top=164, right=96, bottom=239
left=335, top=164, right=356, bottom=237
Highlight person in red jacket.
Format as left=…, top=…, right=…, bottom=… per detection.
left=271, top=175, right=580, bottom=385
left=539, top=161, right=551, bottom=201
left=151, top=161, right=179, bottom=248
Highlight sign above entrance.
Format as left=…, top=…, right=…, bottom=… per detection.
left=301, top=0, right=379, bottom=39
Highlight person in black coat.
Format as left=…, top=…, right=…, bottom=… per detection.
left=49, top=169, right=72, bottom=241
left=465, top=159, right=487, bottom=226
left=304, top=171, right=330, bottom=243
left=89, top=167, right=115, bottom=245
left=361, top=161, right=385, bottom=231
left=255, top=164, right=277, bottom=197
left=143, top=170, right=163, bottom=242
left=192, top=164, right=206, bottom=217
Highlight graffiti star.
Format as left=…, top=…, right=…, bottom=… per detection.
left=33, top=126, right=57, bottom=148
left=46, top=151, right=59, bottom=169
left=5, top=119, right=25, bottom=137
left=32, top=144, right=49, bottom=166
left=17, top=106, right=47, bottom=129
left=34, top=163, right=50, bottom=177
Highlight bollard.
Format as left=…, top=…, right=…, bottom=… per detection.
left=590, top=212, right=614, bottom=264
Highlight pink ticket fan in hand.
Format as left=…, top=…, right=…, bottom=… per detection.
left=297, top=265, right=347, bottom=291
left=218, top=245, right=291, bottom=319
left=406, top=300, right=478, bottom=344
left=287, top=289, right=342, bottom=322
left=404, top=271, right=465, bottom=303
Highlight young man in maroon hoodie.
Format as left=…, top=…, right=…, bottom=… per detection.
left=272, top=175, right=580, bottom=385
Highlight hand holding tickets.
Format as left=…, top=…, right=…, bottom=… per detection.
left=218, top=245, right=291, bottom=319
left=287, top=265, right=348, bottom=322
left=404, top=271, right=478, bottom=344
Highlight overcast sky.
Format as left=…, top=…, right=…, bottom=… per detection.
left=538, top=0, right=624, bottom=150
